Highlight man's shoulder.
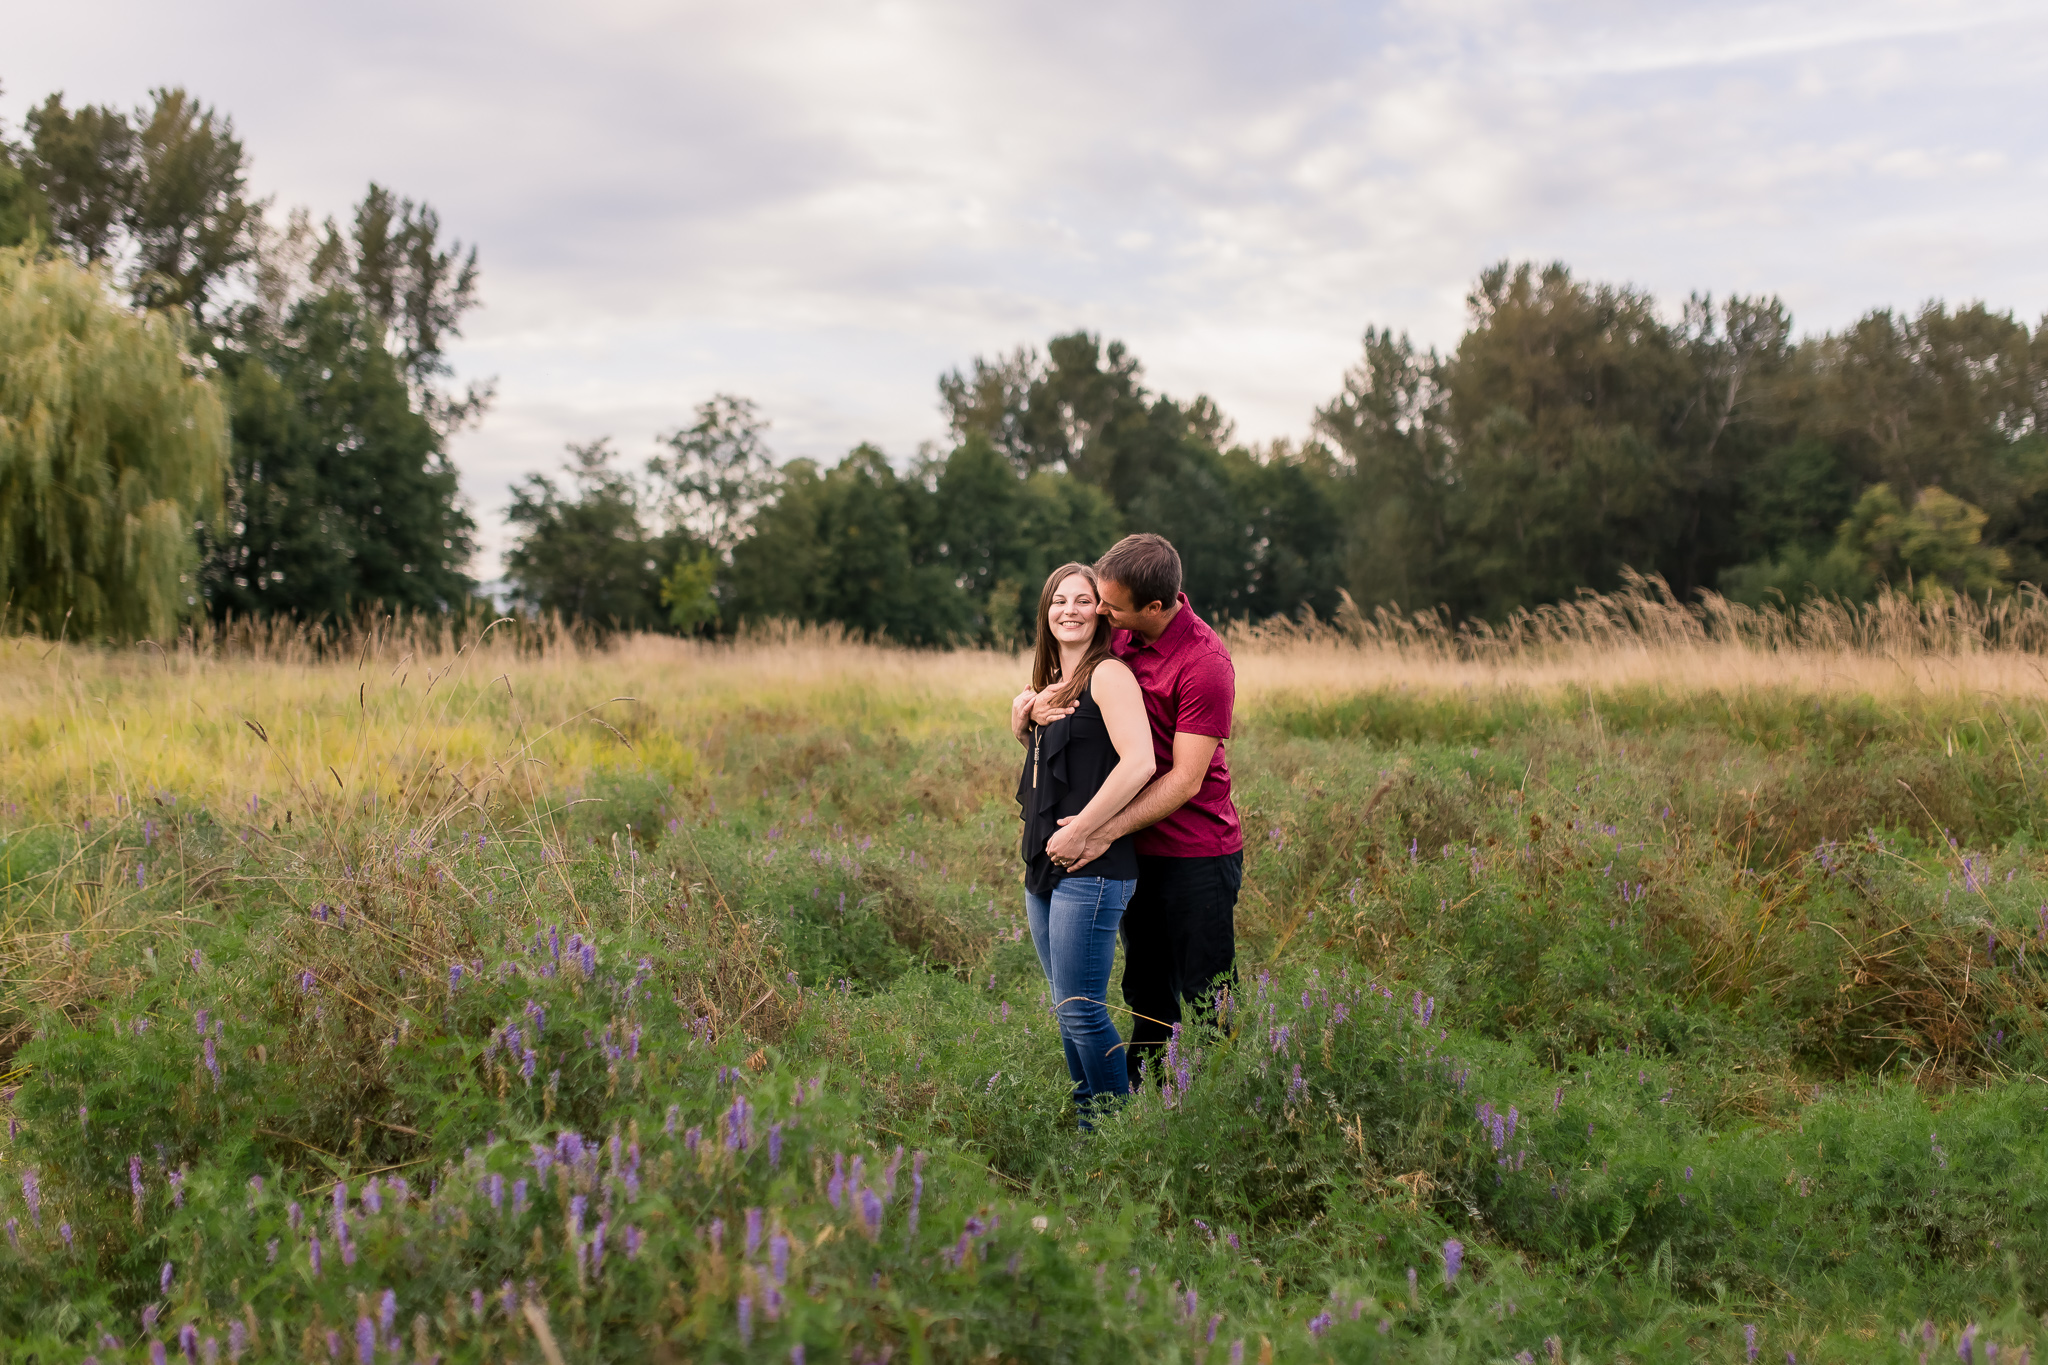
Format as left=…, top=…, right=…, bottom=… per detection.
left=1178, top=621, right=1234, bottom=673
left=1175, top=605, right=1231, bottom=655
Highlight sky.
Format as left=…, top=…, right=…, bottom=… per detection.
left=8, top=0, right=2047, bottom=572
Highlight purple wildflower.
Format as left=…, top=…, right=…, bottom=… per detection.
left=737, top=1295, right=754, bottom=1346
left=829, top=1153, right=846, bottom=1208
left=449, top=963, right=464, bottom=990
left=379, top=1290, right=396, bottom=1338
left=1746, top=1324, right=1758, bottom=1362
left=229, top=1322, right=247, bottom=1362
left=130, top=1154, right=145, bottom=1208
left=355, top=1315, right=373, bottom=1365
left=513, top=1179, right=529, bottom=1214
left=1309, top=1312, right=1333, bottom=1339
left=162, top=1261, right=174, bottom=1293
left=1443, top=1238, right=1464, bottom=1285
left=861, top=1185, right=884, bottom=1236
left=771, top=1233, right=789, bottom=1284
left=20, top=1169, right=37, bottom=1224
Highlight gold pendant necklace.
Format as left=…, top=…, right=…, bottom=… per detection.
left=1031, top=725, right=1040, bottom=788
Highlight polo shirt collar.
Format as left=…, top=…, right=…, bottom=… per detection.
left=1130, top=593, right=1197, bottom=655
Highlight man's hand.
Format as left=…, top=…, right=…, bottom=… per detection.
left=1030, top=691, right=1078, bottom=728
left=1010, top=689, right=1038, bottom=743
left=1045, top=816, right=1112, bottom=872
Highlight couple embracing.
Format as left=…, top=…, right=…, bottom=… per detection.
left=1010, top=532, right=1242, bottom=1123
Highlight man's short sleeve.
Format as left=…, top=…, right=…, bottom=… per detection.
left=1176, top=646, right=1234, bottom=739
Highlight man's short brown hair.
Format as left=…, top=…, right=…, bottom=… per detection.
left=1096, top=533, right=1182, bottom=611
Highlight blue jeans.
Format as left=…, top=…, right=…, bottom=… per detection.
left=1025, top=875, right=1137, bottom=1115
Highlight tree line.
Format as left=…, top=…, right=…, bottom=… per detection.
left=5, top=78, right=2045, bottom=645
left=515, top=274, right=2047, bottom=644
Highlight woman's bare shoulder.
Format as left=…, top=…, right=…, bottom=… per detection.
left=1091, top=658, right=1139, bottom=693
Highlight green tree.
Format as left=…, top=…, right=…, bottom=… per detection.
left=0, top=246, right=225, bottom=639
left=727, top=447, right=970, bottom=644
left=301, top=183, right=486, bottom=430
left=651, top=395, right=777, bottom=553
left=1314, top=327, right=1452, bottom=611
left=1801, top=303, right=2041, bottom=499
left=22, top=93, right=134, bottom=263
left=938, top=332, right=1316, bottom=622
left=505, top=439, right=693, bottom=631
left=1325, top=263, right=1797, bottom=618
left=1225, top=440, right=1348, bottom=622
left=0, top=90, right=50, bottom=249
left=124, top=89, right=259, bottom=326
left=940, top=333, right=1150, bottom=478
left=659, top=550, right=720, bottom=634
left=204, top=292, right=475, bottom=619
left=25, top=88, right=259, bottom=329
left=1837, top=483, right=2009, bottom=603
left=926, top=434, right=1120, bottom=643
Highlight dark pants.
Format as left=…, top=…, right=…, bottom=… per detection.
left=1120, top=851, right=1241, bottom=1073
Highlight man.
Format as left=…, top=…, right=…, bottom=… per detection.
left=1041, top=532, right=1242, bottom=1071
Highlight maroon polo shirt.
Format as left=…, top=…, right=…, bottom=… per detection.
left=1111, top=593, right=1243, bottom=858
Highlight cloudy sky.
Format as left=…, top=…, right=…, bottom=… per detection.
left=9, top=0, right=2046, bottom=570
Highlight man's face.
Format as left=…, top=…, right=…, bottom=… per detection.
left=1097, top=579, right=1165, bottom=637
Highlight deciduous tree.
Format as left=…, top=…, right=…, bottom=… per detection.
left=0, top=247, right=225, bottom=639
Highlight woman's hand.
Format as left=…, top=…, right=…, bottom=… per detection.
left=1011, top=689, right=1038, bottom=744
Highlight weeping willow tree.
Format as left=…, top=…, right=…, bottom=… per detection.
left=0, top=245, right=225, bottom=640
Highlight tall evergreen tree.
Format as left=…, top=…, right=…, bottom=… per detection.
left=203, top=291, right=475, bottom=619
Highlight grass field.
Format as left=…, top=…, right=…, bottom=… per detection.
left=3, top=594, right=2048, bottom=1362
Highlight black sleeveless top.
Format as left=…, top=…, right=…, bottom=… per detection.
left=1017, top=678, right=1141, bottom=895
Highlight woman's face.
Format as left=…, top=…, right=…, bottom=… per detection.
left=1047, top=573, right=1100, bottom=646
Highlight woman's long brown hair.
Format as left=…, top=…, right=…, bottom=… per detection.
left=1030, top=563, right=1115, bottom=707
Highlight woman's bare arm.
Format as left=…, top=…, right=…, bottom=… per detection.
left=1050, top=660, right=1156, bottom=842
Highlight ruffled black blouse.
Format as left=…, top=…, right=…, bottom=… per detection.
left=1016, top=679, right=1141, bottom=896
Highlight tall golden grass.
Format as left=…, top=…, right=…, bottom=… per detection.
left=5, top=576, right=2047, bottom=821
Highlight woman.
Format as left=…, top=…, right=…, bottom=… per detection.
left=1010, top=563, right=1157, bottom=1119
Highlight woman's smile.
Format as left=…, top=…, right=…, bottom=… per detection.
left=1049, top=574, right=1099, bottom=642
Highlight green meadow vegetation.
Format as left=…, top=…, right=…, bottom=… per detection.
left=1, top=613, right=2047, bottom=1363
